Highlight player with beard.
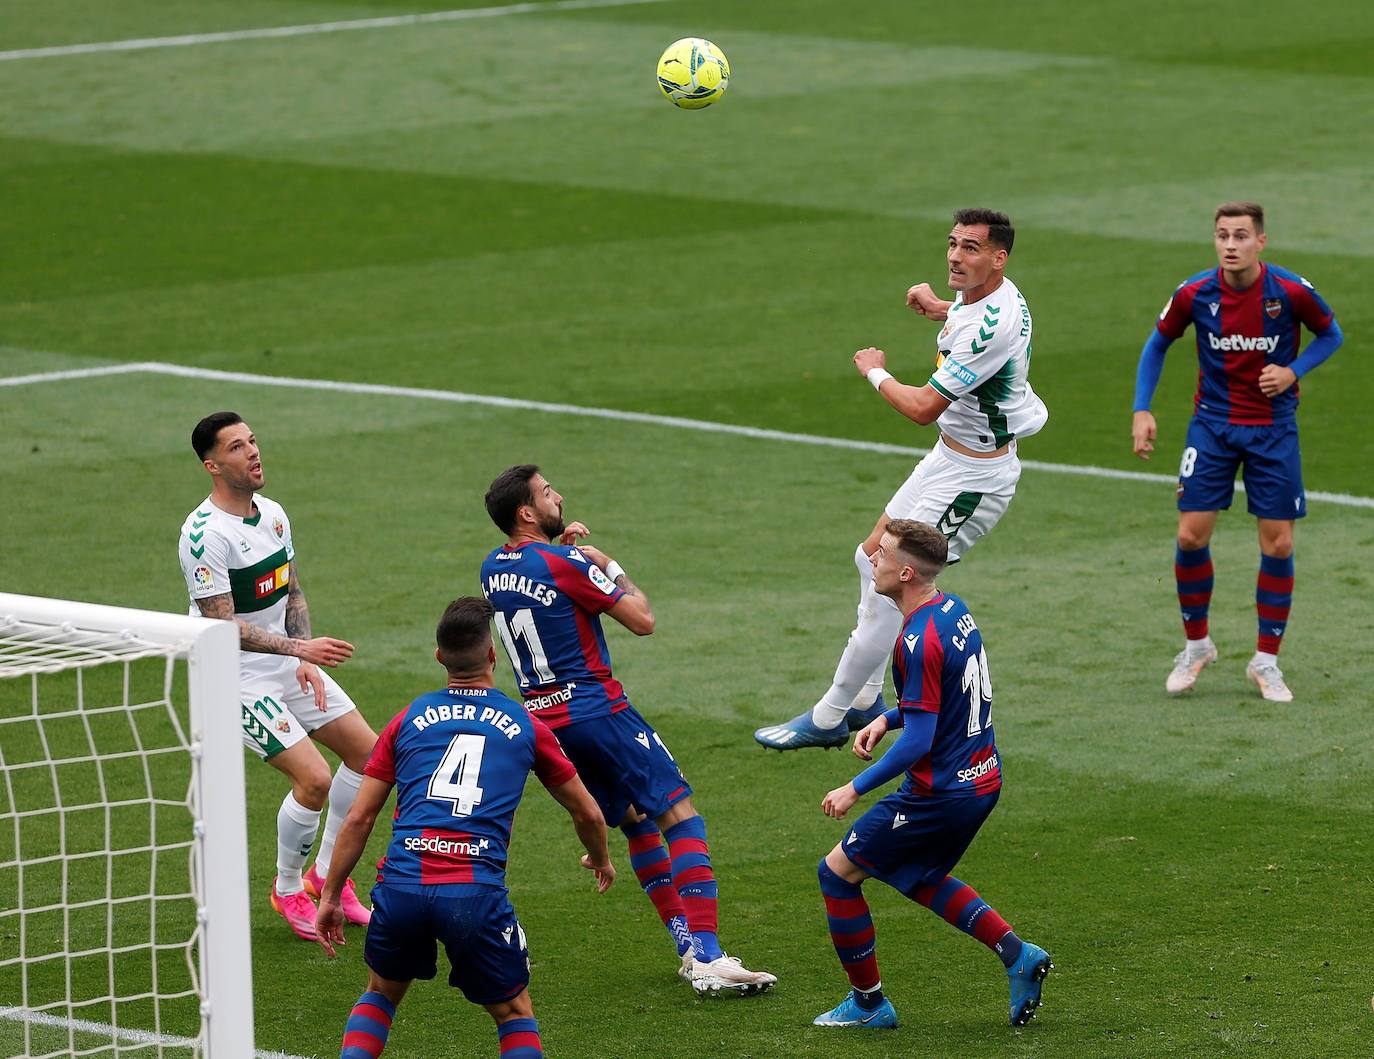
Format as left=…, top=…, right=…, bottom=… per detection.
left=479, top=465, right=776, bottom=997
left=178, top=411, right=377, bottom=940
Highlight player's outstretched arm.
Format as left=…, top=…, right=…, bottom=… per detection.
left=579, top=545, right=655, bottom=635
left=194, top=591, right=354, bottom=665
left=546, top=775, right=615, bottom=893
left=853, top=347, right=951, bottom=426
left=315, top=775, right=392, bottom=955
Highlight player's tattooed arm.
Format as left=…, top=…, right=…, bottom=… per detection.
left=285, top=565, right=312, bottom=640
left=194, top=590, right=355, bottom=666
left=194, top=593, right=300, bottom=655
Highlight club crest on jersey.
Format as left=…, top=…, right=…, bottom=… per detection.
left=273, top=517, right=284, bottom=539
left=1208, top=302, right=1219, bottom=316
left=193, top=565, right=214, bottom=590
left=1264, top=298, right=1283, bottom=319
left=588, top=565, right=617, bottom=595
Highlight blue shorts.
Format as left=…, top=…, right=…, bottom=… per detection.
left=841, top=788, right=998, bottom=896
left=553, top=704, right=691, bottom=825
left=363, top=884, right=529, bottom=1005
left=1177, top=417, right=1306, bottom=520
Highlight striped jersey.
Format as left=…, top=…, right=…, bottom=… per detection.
left=928, top=276, right=1048, bottom=451
left=480, top=542, right=627, bottom=730
left=177, top=494, right=293, bottom=678
left=892, top=591, right=1001, bottom=798
left=364, top=686, right=576, bottom=893
left=1156, top=263, right=1335, bottom=425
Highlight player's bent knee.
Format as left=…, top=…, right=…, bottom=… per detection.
left=485, top=989, right=534, bottom=1023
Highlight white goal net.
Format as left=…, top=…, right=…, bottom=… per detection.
left=0, top=594, right=252, bottom=1058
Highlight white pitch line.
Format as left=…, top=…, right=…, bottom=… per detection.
left=4, top=360, right=1372, bottom=510
left=0, top=0, right=670, bottom=62
left=0, top=1006, right=313, bottom=1059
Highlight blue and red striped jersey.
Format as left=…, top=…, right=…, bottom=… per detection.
left=891, top=592, right=1000, bottom=798
left=364, top=686, right=576, bottom=893
left=1156, top=263, right=1334, bottom=425
left=480, top=542, right=627, bottom=729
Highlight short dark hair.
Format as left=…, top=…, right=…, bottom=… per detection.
left=1214, top=201, right=1264, bottom=233
left=191, top=411, right=244, bottom=461
left=485, top=464, right=540, bottom=535
left=436, top=597, right=495, bottom=675
left=953, top=207, right=1014, bottom=255
left=885, top=518, right=949, bottom=580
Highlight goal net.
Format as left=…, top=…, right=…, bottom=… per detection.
left=0, top=594, right=253, bottom=1058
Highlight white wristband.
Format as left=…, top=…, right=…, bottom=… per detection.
left=867, top=368, right=894, bottom=391
left=605, top=561, right=626, bottom=583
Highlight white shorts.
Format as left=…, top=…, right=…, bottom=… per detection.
left=239, top=660, right=358, bottom=760
left=884, top=439, right=1021, bottom=562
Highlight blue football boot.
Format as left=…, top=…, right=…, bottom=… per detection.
left=812, top=991, right=898, bottom=1028
left=753, top=711, right=847, bottom=750
left=845, top=691, right=888, bottom=732
left=1007, top=942, right=1052, bottom=1026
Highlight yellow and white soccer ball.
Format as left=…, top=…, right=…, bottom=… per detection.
left=656, top=38, right=730, bottom=109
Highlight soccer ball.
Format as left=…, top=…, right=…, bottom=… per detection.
left=656, top=38, right=730, bottom=109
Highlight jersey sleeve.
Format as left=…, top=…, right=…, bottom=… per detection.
left=531, top=717, right=578, bottom=788
left=544, top=550, right=624, bottom=615
left=1289, top=276, right=1335, bottom=332
left=179, top=524, right=232, bottom=602
left=1155, top=282, right=1197, bottom=340
left=928, top=313, right=1012, bottom=401
left=898, top=615, right=944, bottom=714
left=363, top=711, right=406, bottom=784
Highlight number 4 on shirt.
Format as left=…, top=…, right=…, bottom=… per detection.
left=428, top=733, right=487, bottom=816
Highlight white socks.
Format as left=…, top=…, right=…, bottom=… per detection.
left=313, top=764, right=364, bottom=877
left=275, top=793, right=322, bottom=895
left=809, top=572, right=903, bottom=731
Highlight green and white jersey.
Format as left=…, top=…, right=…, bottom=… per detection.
left=928, top=276, right=1048, bottom=451
left=178, top=494, right=294, bottom=677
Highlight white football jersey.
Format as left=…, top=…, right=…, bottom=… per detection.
left=927, top=276, right=1048, bottom=451
left=177, top=494, right=295, bottom=678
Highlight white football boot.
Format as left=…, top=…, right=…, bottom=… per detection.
left=1246, top=659, right=1293, bottom=703
left=689, top=954, right=777, bottom=997
left=1165, top=641, right=1218, bottom=694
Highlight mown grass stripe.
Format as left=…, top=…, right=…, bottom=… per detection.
left=3, top=361, right=1371, bottom=510
left=0, top=0, right=670, bottom=62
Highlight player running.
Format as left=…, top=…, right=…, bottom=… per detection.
left=315, top=597, right=614, bottom=1059
left=480, top=465, right=776, bottom=997
left=813, top=519, right=1051, bottom=1029
left=178, top=412, right=377, bottom=940
left=1132, top=203, right=1343, bottom=702
left=756, top=208, right=1048, bottom=751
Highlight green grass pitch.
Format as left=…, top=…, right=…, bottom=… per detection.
left=2, top=1, right=1372, bottom=1056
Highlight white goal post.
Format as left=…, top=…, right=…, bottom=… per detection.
left=0, top=593, right=253, bottom=1058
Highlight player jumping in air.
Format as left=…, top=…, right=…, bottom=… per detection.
left=756, top=208, right=1048, bottom=750
left=1132, top=203, right=1343, bottom=702
left=178, top=412, right=377, bottom=939
left=813, top=519, right=1051, bottom=1029
left=315, top=597, right=614, bottom=1059
left=481, top=465, right=776, bottom=997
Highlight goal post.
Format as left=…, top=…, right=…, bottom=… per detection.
left=0, top=593, right=253, bottom=1058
